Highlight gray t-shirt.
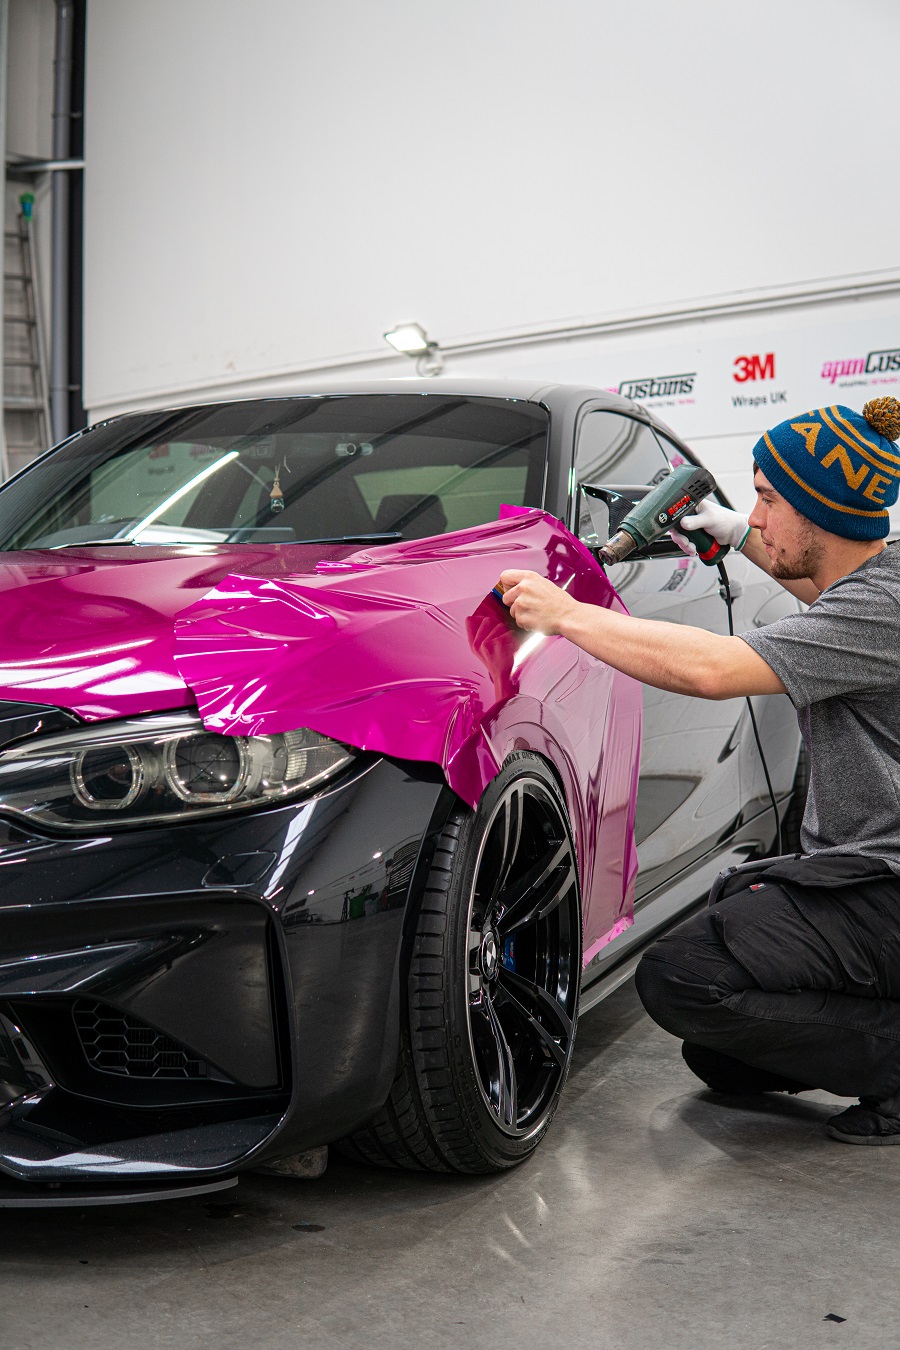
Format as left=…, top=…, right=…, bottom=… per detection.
left=741, top=544, right=900, bottom=874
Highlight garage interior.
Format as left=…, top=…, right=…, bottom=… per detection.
left=1, top=2, right=899, bottom=1347
left=4, top=985, right=897, bottom=1347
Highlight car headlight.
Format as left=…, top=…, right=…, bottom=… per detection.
left=0, top=712, right=355, bottom=831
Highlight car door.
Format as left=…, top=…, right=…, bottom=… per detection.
left=650, top=428, right=803, bottom=844
left=571, top=409, right=750, bottom=901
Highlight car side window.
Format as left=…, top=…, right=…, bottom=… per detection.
left=574, top=411, right=671, bottom=541
left=652, top=429, right=731, bottom=508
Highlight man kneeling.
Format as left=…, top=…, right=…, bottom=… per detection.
left=499, top=397, right=900, bottom=1145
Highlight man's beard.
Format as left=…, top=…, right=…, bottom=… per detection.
left=769, top=520, right=824, bottom=580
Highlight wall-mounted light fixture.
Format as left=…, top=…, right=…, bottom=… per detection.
left=383, top=322, right=444, bottom=377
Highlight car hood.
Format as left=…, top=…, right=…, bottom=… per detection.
left=0, top=541, right=359, bottom=720
left=0, top=512, right=634, bottom=809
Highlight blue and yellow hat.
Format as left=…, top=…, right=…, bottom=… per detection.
left=753, top=397, right=900, bottom=540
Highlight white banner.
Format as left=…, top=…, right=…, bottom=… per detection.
left=593, top=315, right=900, bottom=442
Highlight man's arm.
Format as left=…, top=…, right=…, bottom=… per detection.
left=499, top=570, right=786, bottom=700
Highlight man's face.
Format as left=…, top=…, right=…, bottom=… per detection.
left=748, top=469, right=826, bottom=580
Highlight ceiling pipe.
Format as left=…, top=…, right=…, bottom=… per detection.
left=49, top=0, right=75, bottom=446
left=7, top=157, right=84, bottom=175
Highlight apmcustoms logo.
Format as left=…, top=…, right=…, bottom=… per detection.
left=618, top=373, right=696, bottom=401
left=821, top=348, right=900, bottom=385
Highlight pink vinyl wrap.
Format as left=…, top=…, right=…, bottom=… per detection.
left=0, top=511, right=641, bottom=959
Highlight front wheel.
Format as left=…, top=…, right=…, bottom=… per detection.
left=340, top=754, right=582, bottom=1173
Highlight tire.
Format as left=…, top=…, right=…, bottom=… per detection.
left=779, top=743, right=809, bottom=855
left=339, top=753, right=582, bottom=1174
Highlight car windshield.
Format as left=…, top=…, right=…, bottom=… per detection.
left=0, top=394, right=549, bottom=550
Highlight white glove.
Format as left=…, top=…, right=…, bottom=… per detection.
left=670, top=498, right=751, bottom=556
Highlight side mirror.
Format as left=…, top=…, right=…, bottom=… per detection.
left=578, top=482, right=685, bottom=562
left=579, top=484, right=650, bottom=543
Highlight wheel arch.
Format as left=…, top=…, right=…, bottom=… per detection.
left=399, top=742, right=582, bottom=965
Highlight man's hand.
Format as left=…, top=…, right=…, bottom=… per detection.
left=496, top=566, right=785, bottom=700
left=670, top=499, right=750, bottom=556
left=498, top=570, right=579, bottom=633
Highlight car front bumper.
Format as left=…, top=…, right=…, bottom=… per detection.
left=0, top=751, right=449, bottom=1204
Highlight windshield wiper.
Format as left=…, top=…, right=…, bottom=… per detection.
left=289, top=532, right=403, bottom=545
left=48, top=539, right=139, bottom=548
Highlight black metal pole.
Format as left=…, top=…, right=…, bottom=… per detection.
left=49, top=0, right=74, bottom=445
left=67, top=0, right=86, bottom=437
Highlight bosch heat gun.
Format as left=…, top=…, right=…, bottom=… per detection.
left=596, top=464, right=726, bottom=567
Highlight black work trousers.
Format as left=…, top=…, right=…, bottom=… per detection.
left=635, top=854, right=900, bottom=1100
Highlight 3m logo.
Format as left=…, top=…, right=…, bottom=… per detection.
left=733, top=353, right=775, bottom=383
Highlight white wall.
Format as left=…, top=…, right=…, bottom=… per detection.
left=6, top=0, right=55, bottom=159
left=83, top=0, right=900, bottom=421
left=444, top=291, right=900, bottom=519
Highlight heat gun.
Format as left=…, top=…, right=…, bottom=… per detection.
left=596, top=464, right=726, bottom=567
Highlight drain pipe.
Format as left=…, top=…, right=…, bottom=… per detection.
left=0, top=0, right=9, bottom=479
left=49, top=0, right=74, bottom=446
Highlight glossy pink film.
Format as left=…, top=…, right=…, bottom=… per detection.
left=172, top=511, right=642, bottom=953
left=0, top=511, right=642, bottom=955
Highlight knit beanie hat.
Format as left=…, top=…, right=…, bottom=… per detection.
left=753, top=397, right=900, bottom=540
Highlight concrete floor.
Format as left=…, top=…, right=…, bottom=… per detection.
left=2, top=981, right=896, bottom=1350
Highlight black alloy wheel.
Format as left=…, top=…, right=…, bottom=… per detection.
left=466, top=771, right=579, bottom=1136
left=340, top=753, right=582, bottom=1173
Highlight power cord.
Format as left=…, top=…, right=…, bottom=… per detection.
left=716, top=558, right=783, bottom=857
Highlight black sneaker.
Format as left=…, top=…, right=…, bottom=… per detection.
left=827, top=1099, right=900, bottom=1145
left=682, top=1042, right=812, bottom=1096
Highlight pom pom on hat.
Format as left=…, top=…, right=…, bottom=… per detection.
left=863, top=396, right=900, bottom=443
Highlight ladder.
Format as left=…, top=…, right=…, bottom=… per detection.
left=3, top=193, right=52, bottom=479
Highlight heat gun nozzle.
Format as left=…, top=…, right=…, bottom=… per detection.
left=598, top=530, right=636, bottom=566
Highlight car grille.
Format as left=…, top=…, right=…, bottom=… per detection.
left=73, top=999, right=213, bottom=1079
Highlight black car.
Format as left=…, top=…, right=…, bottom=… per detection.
left=0, top=379, right=802, bottom=1204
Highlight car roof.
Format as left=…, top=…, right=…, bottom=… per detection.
left=99, top=377, right=650, bottom=423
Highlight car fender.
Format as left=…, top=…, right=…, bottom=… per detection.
left=173, top=510, right=642, bottom=946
